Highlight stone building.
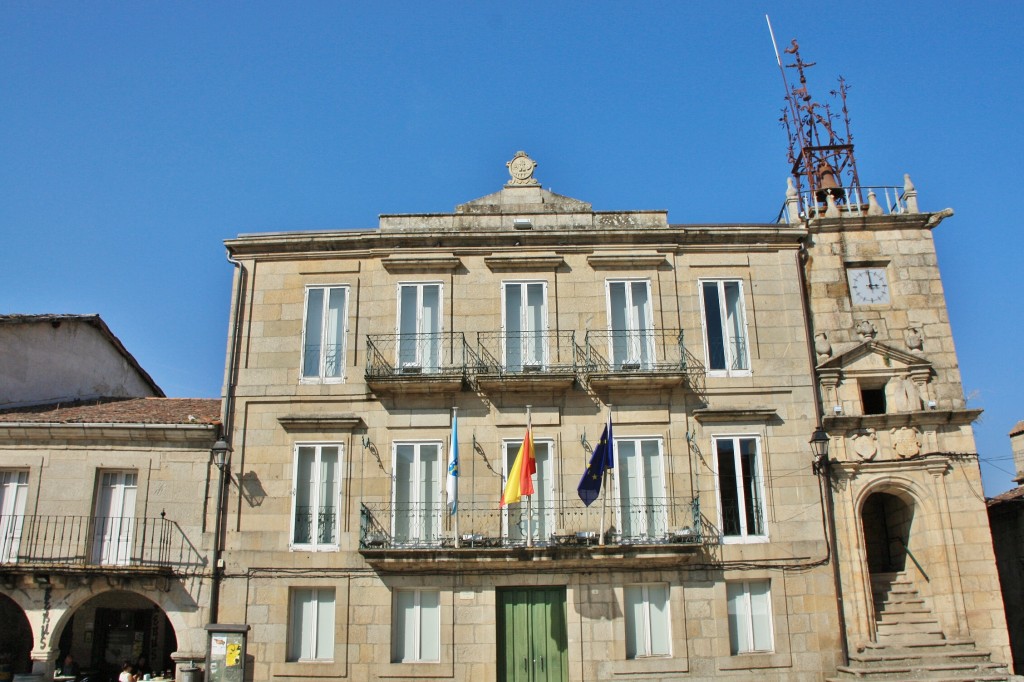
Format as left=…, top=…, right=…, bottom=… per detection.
left=0, top=314, right=221, bottom=680
left=216, top=152, right=1011, bottom=680
left=987, top=421, right=1024, bottom=673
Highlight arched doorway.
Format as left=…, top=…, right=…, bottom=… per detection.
left=57, top=591, right=178, bottom=680
left=861, top=491, right=915, bottom=574
left=0, top=593, right=33, bottom=677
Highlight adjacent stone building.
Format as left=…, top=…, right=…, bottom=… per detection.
left=215, top=152, right=1011, bottom=680
left=0, top=315, right=221, bottom=680
left=987, top=421, right=1024, bottom=673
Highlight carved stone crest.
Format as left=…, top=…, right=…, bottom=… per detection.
left=850, top=428, right=878, bottom=461
left=891, top=426, right=922, bottom=459
left=506, top=151, right=540, bottom=187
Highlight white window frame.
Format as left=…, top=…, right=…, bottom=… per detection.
left=713, top=435, right=767, bottom=544
left=92, top=470, right=138, bottom=566
left=698, top=279, right=751, bottom=377
left=501, top=280, right=549, bottom=371
left=605, top=279, right=656, bottom=370
left=613, top=437, right=668, bottom=542
left=624, top=583, right=671, bottom=659
left=0, top=470, right=29, bottom=564
left=396, top=282, right=444, bottom=373
left=391, top=441, right=443, bottom=546
left=501, top=438, right=556, bottom=542
left=288, top=587, right=336, bottom=662
left=392, top=588, right=441, bottom=663
left=300, top=285, right=350, bottom=383
left=290, top=443, right=343, bottom=551
left=727, top=580, right=774, bottom=655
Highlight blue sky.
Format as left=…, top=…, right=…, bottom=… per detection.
left=2, top=2, right=1021, bottom=494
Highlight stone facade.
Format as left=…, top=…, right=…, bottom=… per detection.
left=0, top=317, right=220, bottom=681
left=213, top=154, right=1010, bottom=681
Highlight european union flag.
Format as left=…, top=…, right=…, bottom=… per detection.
left=577, top=420, right=613, bottom=506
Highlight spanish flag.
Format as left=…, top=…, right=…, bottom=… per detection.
left=500, top=426, right=536, bottom=506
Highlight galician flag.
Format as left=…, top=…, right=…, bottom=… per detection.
left=500, top=424, right=536, bottom=506
left=577, top=415, right=614, bottom=506
left=447, top=410, right=459, bottom=515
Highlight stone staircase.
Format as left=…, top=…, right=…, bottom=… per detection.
left=828, top=571, right=1011, bottom=681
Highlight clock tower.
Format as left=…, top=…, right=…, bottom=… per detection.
left=778, top=39, right=1010, bottom=672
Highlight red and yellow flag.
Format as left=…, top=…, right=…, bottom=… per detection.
left=500, top=426, right=536, bottom=506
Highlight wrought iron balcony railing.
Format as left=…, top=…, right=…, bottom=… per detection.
left=359, top=496, right=702, bottom=550
left=365, top=332, right=468, bottom=380
left=0, top=514, right=206, bottom=575
left=583, top=329, right=690, bottom=374
left=719, top=498, right=765, bottom=538
left=475, top=331, right=579, bottom=376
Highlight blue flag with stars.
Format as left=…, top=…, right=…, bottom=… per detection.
left=577, top=418, right=613, bottom=506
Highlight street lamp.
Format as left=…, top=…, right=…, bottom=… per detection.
left=209, top=437, right=232, bottom=625
left=810, top=425, right=830, bottom=472
left=211, top=438, right=232, bottom=470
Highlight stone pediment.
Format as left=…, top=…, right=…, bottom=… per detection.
left=817, top=340, right=931, bottom=376
left=455, top=186, right=593, bottom=215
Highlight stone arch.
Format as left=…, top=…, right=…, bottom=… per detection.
left=44, top=584, right=189, bottom=679
left=0, top=592, right=34, bottom=676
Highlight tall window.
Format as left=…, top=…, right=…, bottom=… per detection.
left=503, top=281, right=547, bottom=371
left=288, top=587, right=335, bottom=661
left=393, top=442, right=441, bottom=546
left=398, top=283, right=442, bottom=373
left=727, top=580, right=773, bottom=655
left=700, top=280, right=749, bottom=374
left=503, top=439, right=554, bottom=542
left=616, top=438, right=667, bottom=541
left=291, top=445, right=341, bottom=550
left=0, top=470, right=28, bottom=564
left=93, top=470, right=137, bottom=565
left=624, top=584, right=670, bottom=658
left=301, top=286, right=348, bottom=382
left=715, top=437, right=764, bottom=540
left=393, top=589, right=440, bottom=663
left=607, top=280, right=654, bottom=370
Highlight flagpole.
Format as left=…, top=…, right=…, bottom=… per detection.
left=525, top=405, right=533, bottom=548
left=599, top=405, right=610, bottom=546
left=452, top=406, right=460, bottom=548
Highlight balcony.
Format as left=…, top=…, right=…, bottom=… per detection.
left=359, top=496, right=704, bottom=573
left=474, top=331, right=579, bottom=392
left=582, top=329, right=701, bottom=391
left=0, top=514, right=206, bottom=577
left=365, top=332, right=469, bottom=394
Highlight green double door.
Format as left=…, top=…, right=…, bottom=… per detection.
left=497, top=587, right=568, bottom=682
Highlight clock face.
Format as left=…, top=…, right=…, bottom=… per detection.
left=847, top=267, right=890, bottom=305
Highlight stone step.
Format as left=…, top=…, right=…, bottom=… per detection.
left=830, top=663, right=1007, bottom=681
left=875, top=622, right=945, bottom=638
left=848, top=650, right=992, bottom=668
left=862, top=637, right=977, bottom=654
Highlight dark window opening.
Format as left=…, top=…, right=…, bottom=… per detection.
left=861, top=385, right=887, bottom=415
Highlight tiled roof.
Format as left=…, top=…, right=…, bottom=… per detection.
left=988, top=485, right=1024, bottom=506
left=1010, top=420, right=1024, bottom=437
left=0, top=397, right=221, bottom=425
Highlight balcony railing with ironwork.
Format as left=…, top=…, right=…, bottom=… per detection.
left=293, top=506, right=338, bottom=546
left=365, top=332, right=468, bottom=381
left=719, top=498, right=765, bottom=539
left=584, top=329, right=691, bottom=374
left=359, top=496, right=702, bottom=550
left=475, top=331, right=579, bottom=377
left=0, top=514, right=206, bottom=575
